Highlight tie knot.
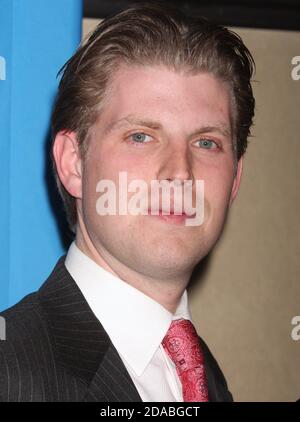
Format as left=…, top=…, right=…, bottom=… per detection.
left=162, top=318, right=204, bottom=375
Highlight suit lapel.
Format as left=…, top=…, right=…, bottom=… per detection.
left=84, top=345, right=142, bottom=402
left=199, top=336, right=233, bottom=402
left=38, top=255, right=142, bottom=402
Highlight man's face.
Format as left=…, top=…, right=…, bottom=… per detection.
left=78, top=65, right=241, bottom=280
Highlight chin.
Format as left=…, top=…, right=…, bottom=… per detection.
left=141, top=243, right=203, bottom=276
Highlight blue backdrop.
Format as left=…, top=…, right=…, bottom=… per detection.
left=0, top=0, right=82, bottom=310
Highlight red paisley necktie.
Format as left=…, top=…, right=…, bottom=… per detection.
left=162, top=318, right=209, bottom=402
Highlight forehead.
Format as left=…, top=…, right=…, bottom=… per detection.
left=97, top=65, right=232, bottom=134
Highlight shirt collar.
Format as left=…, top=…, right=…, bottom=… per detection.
left=64, top=241, right=192, bottom=376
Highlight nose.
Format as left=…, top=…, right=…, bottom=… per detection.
left=156, top=141, right=193, bottom=183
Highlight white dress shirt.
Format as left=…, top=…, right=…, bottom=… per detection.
left=65, top=241, right=193, bottom=402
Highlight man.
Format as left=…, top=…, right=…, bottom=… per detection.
left=0, top=4, right=255, bottom=402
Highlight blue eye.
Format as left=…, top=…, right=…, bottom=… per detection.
left=196, top=139, right=218, bottom=149
left=130, top=133, right=152, bottom=143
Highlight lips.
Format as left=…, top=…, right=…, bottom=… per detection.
left=146, top=207, right=196, bottom=225
left=147, top=208, right=195, bottom=218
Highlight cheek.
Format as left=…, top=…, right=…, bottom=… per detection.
left=201, top=164, right=235, bottom=213
left=82, top=155, right=112, bottom=221
left=82, top=154, right=148, bottom=222
left=206, top=175, right=233, bottom=201
left=98, top=144, right=151, bottom=179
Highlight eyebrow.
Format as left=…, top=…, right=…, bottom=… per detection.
left=103, top=114, right=232, bottom=139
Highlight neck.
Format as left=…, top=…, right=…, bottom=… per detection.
left=75, top=220, right=189, bottom=314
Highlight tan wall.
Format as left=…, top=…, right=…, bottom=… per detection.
left=83, top=19, right=300, bottom=402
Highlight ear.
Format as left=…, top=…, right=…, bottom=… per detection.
left=229, top=155, right=244, bottom=206
left=52, top=131, right=82, bottom=199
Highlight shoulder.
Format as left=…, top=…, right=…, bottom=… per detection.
left=0, top=255, right=75, bottom=402
left=0, top=255, right=89, bottom=402
left=0, top=292, right=52, bottom=401
left=0, top=291, right=45, bottom=347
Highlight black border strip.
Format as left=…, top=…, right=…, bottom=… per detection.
left=83, top=0, right=300, bottom=31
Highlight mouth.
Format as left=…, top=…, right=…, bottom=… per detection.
left=147, top=208, right=196, bottom=225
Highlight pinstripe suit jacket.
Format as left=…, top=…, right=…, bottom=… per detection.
left=0, top=256, right=233, bottom=402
